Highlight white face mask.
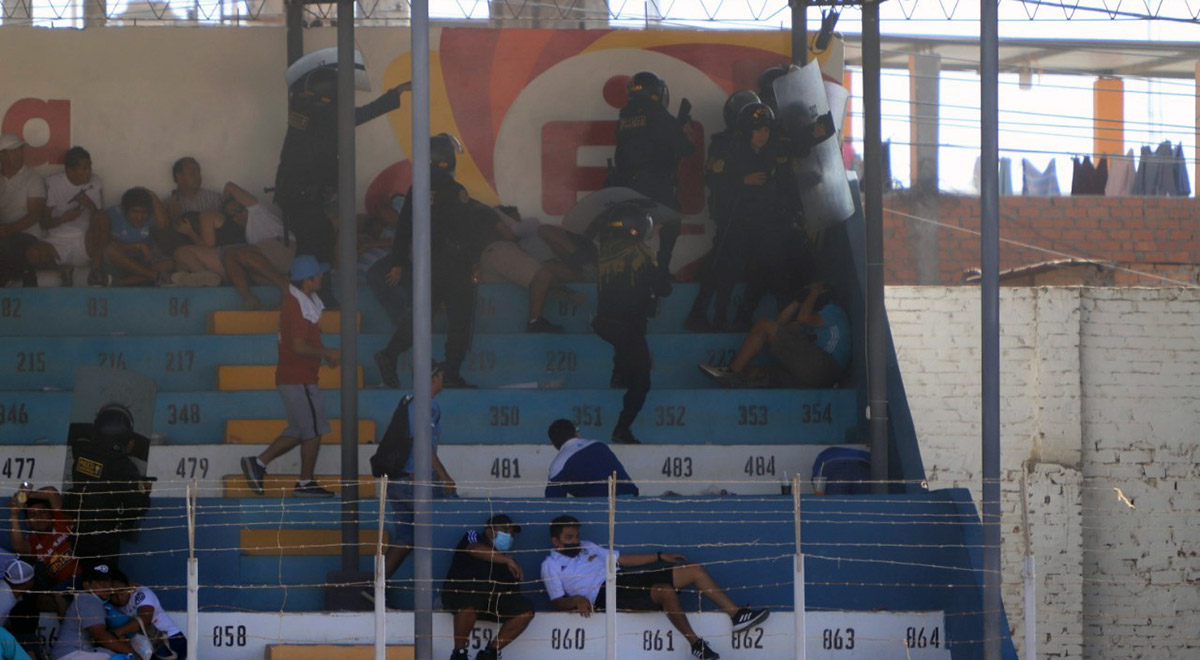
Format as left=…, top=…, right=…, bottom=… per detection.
left=493, top=530, right=514, bottom=552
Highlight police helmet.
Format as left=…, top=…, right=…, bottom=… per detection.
left=758, top=65, right=788, bottom=108
left=723, top=90, right=761, bottom=130
left=736, top=102, right=775, bottom=136
left=603, top=201, right=654, bottom=240
left=430, top=133, right=463, bottom=177
left=93, top=403, right=135, bottom=450
left=627, top=71, right=669, bottom=107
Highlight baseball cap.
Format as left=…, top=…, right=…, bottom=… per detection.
left=0, top=134, right=27, bottom=151
left=289, top=255, right=331, bottom=281
left=4, top=559, right=34, bottom=585
left=484, top=514, right=521, bottom=533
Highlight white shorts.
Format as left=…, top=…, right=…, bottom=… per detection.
left=253, top=238, right=296, bottom=275
left=480, top=240, right=541, bottom=288
left=44, top=232, right=90, bottom=267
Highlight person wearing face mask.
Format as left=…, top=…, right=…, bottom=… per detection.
left=540, top=515, right=769, bottom=660
left=442, top=515, right=534, bottom=660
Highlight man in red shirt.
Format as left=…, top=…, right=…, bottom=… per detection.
left=8, top=486, right=81, bottom=614
left=241, top=255, right=341, bottom=497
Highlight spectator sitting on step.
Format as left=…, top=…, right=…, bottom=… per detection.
left=105, top=568, right=188, bottom=659
left=0, top=134, right=54, bottom=287
left=540, top=515, right=769, bottom=660
left=357, top=194, right=402, bottom=286
left=485, top=205, right=589, bottom=332
left=443, top=514, right=534, bottom=660
left=0, top=628, right=30, bottom=660
left=7, top=486, right=81, bottom=615
left=51, top=563, right=142, bottom=660
left=169, top=192, right=250, bottom=286
left=0, top=560, right=38, bottom=660
left=164, top=156, right=223, bottom=220
left=219, top=182, right=293, bottom=309
left=699, top=282, right=849, bottom=389
left=544, top=419, right=638, bottom=498
left=0, top=560, right=33, bottom=628
left=95, top=187, right=174, bottom=286
left=42, top=146, right=110, bottom=286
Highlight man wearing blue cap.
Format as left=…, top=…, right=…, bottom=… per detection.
left=241, top=255, right=342, bottom=498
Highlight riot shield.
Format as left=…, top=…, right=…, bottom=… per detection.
left=773, top=61, right=856, bottom=232
left=63, top=367, right=156, bottom=489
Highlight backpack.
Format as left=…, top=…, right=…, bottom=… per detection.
left=370, top=394, right=415, bottom=478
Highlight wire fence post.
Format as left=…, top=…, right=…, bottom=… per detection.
left=607, top=472, right=617, bottom=660
left=186, top=479, right=199, bottom=660
left=793, top=474, right=805, bottom=660
left=375, top=476, right=388, bottom=660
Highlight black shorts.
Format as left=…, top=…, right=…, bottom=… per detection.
left=594, top=566, right=675, bottom=612
left=442, top=580, right=533, bottom=622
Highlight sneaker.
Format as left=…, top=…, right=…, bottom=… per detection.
left=240, top=456, right=266, bottom=495
left=611, top=427, right=641, bottom=445
left=698, top=363, right=734, bottom=385
left=730, top=607, right=770, bottom=632
left=474, top=646, right=498, bottom=660
left=441, top=373, right=477, bottom=389
left=448, top=649, right=469, bottom=660
left=691, top=638, right=720, bottom=660
left=374, top=351, right=399, bottom=389
left=293, top=482, right=335, bottom=498
left=525, top=316, right=564, bottom=333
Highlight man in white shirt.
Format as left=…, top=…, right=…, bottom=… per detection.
left=42, top=146, right=110, bottom=285
left=0, top=134, right=53, bottom=285
left=540, top=515, right=769, bottom=660
left=220, top=181, right=293, bottom=309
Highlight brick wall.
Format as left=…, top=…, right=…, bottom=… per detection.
left=883, top=195, right=1200, bottom=286
left=887, top=286, right=1200, bottom=659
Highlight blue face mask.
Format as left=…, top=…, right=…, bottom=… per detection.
left=493, top=530, right=514, bottom=552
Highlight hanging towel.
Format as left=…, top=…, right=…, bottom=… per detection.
left=1105, top=149, right=1136, bottom=197
left=1173, top=143, right=1191, bottom=197
left=975, top=156, right=1015, bottom=196
left=1022, top=158, right=1060, bottom=196
left=1152, top=141, right=1178, bottom=197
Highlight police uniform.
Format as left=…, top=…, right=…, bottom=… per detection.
left=273, top=73, right=400, bottom=292
left=592, top=215, right=670, bottom=444
left=374, top=175, right=493, bottom=387
left=67, top=410, right=151, bottom=566
left=611, top=91, right=693, bottom=273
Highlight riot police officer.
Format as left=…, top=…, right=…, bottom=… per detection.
left=610, top=71, right=694, bottom=276
left=685, top=89, right=761, bottom=332
left=372, top=134, right=494, bottom=389
left=273, top=51, right=411, bottom=305
left=592, top=202, right=671, bottom=445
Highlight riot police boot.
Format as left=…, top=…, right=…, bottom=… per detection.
left=611, top=426, right=641, bottom=445
left=609, top=369, right=626, bottom=389
left=374, top=351, right=400, bottom=389
left=441, top=371, right=477, bottom=389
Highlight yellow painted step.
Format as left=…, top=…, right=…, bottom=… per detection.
left=240, top=529, right=389, bottom=557
left=223, top=474, right=378, bottom=499
left=225, top=419, right=376, bottom=444
left=266, top=645, right=413, bottom=660
left=217, top=365, right=363, bottom=390
left=208, top=310, right=358, bottom=335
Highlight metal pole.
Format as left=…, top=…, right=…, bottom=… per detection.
left=186, top=481, right=198, bottom=660
left=862, top=0, right=888, bottom=494
left=792, top=475, right=805, bottom=660
left=411, top=0, right=434, bottom=653
left=1020, top=464, right=1035, bottom=660
left=375, top=476, right=388, bottom=660
left=285, top=0, right=303, bottom=65
left=791, top=0, right=807, bottom=66
left=336, top=0, right=360, bottom=575
left=606, top=473, right=617, bottom=660
left=980, top=1, right=1002, bottom=658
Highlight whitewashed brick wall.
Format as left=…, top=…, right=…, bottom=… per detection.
left=886, top=286, right=1200, bottom=659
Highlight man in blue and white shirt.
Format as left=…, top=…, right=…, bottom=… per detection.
left=544, top=420, right=638, bottom=498
left=540, top=515, right=769, bottom=660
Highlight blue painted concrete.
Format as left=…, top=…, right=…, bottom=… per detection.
left=1, top=388, right=857, bottom=445
left=1, top=490, right=1015, bottom=660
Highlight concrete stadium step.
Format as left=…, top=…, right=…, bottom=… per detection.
left=226, top=419, right=376, bottom=444
left=223, top=474, right=378, bottom=499
left=209, top=309, right=358, bottom=334
left=4, top=389, right=856, bottom=445
left=266, top=645, right=413, bottom=660
left=1, top=443, right=847, bottom=500
left=0, top=333, right=756, bottom=391
left=217, top=365, right=364, bottom=390
left=0, top=284, right=776, bottom=336
left=241, top=529, right=388, bottom=556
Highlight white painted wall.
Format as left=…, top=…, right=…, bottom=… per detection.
left=888, top=286, right=1200, bottom=660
